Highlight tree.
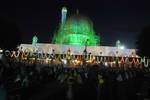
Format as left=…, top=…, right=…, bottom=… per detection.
left=136, top=25, right=150, bottom=58
left=0, top=17, right=22, bottom=50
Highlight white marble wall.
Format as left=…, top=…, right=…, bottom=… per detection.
left=19, top=43, right=137, bottom=57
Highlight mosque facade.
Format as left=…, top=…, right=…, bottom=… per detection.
left=19, top=7, right=137, bottom=57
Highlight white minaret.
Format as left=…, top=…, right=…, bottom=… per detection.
left=61, top=6, right=67, bottom=25
left=116, top=40, right=121, bottom=48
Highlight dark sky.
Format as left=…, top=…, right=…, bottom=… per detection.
left=0, top=0, right=150, bottom=48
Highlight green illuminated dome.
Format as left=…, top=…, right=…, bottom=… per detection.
left=53, top=13, right=100, bottom=46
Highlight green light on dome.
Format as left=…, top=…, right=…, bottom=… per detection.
left=53, top=14, right=100, bottom=46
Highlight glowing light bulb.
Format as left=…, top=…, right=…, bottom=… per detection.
left=120, top=46, right=125, bottom=50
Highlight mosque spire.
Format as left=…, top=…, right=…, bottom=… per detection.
left=32, top=35, right=38, bottom=48
left=61, top=6, right=67, bottom=25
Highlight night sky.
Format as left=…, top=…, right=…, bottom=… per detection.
left=1, top=0, right=150, bottom=48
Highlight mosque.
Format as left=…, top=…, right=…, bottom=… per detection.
left=19, top=7, right=137, bottom=57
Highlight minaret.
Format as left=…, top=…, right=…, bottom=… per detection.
left=32, top=35, right=38, bottom=48
left=61, top=6, right=67, bottom=25
left=116, top=40, right=121, bottom=48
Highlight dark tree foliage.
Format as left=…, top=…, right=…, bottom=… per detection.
left=0, top=17, right=22, bottom=50
left=136, top=25, right=150, bottom=58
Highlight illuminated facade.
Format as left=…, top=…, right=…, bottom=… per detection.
left=14, top=7, right=146, bottom=67
left=53, top=7, right=100, bottom=46
left=19, top=43, right=137, bottom=57
left=18, top=7, right=137, bottom=58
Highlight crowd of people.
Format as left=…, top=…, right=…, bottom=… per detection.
left=0, top=57, right=150, bottom=100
